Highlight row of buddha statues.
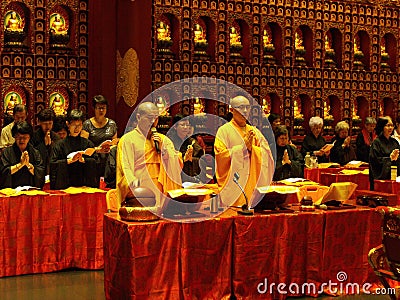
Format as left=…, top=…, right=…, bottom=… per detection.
left=3, top=91, right=67, bottom=118
left=4, top=10, right=69, bottom=48
left=156, top=20, right=391, bottom=66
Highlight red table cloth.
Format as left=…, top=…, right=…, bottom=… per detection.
left=103, top=214, right=233, bottom=300
left=104, top=208, right=382, bottom=300
left=0, top=191, right=107, bottom=277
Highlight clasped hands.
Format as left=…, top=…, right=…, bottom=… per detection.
left=390, top=149, right=400, bottom=161
left=244, top=129, right=255, bottom=152
left=282, top=149, right=291, bottom=165
left=19, top=151, right=34, bottom=171
left=68, top=152, right=85, bottom=164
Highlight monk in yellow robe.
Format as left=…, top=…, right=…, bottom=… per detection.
left=214, top=96, right=274, bottom=208
left=116, top=102, right=182, bottom=206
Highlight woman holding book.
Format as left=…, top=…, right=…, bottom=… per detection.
left=50, top=109, right=99, bottom=189
left=301, top=116, right=330, bottom=163
left=81, top=95, right=118, bottom=176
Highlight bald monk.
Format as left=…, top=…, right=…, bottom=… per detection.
left=214, top=95, right=274, bottom=208
left=116, top=102, right=182, bottom=206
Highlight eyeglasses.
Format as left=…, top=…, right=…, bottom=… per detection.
left=232, top=105, right=251, bottom=111
left=95, top=106, right=107, bottom=110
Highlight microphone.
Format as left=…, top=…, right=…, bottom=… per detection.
left=233, top=172, right=253, bottom=215
left=151, top=127, right=160, bottom=153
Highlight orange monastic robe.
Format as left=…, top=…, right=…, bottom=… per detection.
left=116, top=127, right=182, bottom=206
left=214, top=120, right=274, bottom=207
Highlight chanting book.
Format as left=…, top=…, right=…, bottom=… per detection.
left=67, top=148, right=96, bottom=159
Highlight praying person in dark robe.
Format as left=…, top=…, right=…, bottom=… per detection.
left=356, top=117, right=377, bottom=163
left=30, top=108, right=59, bottom=175
left=168, top=114, right=204, bottom=182
left=104, top=146, right=117, bottom=188
left=369, top=116, right=400, bottom=190
left=0, top=121, right=45, bottom=189
left=301, top=116, right=329, bottom=163
left=50, top=109, right=99, bottom=189
left=330, top=121, right=357, bottom=166
left=273, top=126, right=304, bottom=181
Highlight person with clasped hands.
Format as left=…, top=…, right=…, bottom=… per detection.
left=214, top=95, right=274, bottom=208
left=369, top=116, right=400, bottom=190
left=330, top=121, right=357, bottom=166
left=0, top=121, right=45, bottom=189
left=116, top=102, right=182, bottom=206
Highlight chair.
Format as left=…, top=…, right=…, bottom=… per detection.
left=368, top=207, right=400, bottom=299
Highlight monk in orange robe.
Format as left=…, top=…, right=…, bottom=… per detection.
left=214, top=96, right=274, bottom=208
left=116, top=102, right=182, bottom=206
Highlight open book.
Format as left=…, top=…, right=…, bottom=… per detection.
left=344, top=160, right=368, bottom=168
left=168, top=188, right=214, bottom=198
left=321, top=141, right=335, bottom=153
left=67, top=148, right=96, bottom=159
left=99, top=138, right=119, bottom=148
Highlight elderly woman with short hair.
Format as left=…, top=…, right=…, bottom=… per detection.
left=356, top=116, right=377, bottom=162
left=301, top=116, right=329, bottom=163
left=330, top=121, right=357, bottom=166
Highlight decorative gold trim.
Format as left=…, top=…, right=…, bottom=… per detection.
left=116, top=48, right=139, bottom=107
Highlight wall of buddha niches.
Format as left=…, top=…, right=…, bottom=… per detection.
left=151, top=0, right=400, bottom=138
left=0, top=0, right=88, bottom=126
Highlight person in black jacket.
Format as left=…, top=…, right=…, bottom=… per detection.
left=330, top=121, right=356, bottom=166
left=0, top=121, right=45, bottom=188
left=273, top=126, right=304, bottom=181
left=355, top=117, right=377, bottom=163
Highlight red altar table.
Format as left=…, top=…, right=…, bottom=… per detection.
left=103, top=214, right=233, bottom=300
left=0, top=191, right=107, bottom=277
left=233, top=211, right=325, bottom=299
left=104, top=208, right=382, bottom=300
left=374, top=180, right=400, bottom=205
left=322, top=208, right=381, bottom=288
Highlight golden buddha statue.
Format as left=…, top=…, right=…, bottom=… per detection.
left=354, top=38, right=360, bottom=52
left=5, top=11, right=23, bottom=32
left=295, top=32, right=304, bottom=50
left=194, top=23, right=206, bottom=43
left=263, top=30, right=271, bottom=48
left=193, top=97, right=205, bottom=115
left=157, top=21, right=171, bottom=41
left=323, top=101, right=334, bottom=120
left=50, top=14, right=68, bottom=35
left=293, top=99, right=303, bottom=119
left=156, top=97, right=169, bottom=116
left=51, top=94, right=65, bottom=116
left=352, top=105, right=361, bottom=120
left=325, top=35, right=332, bottom=50
left=5, top=93, right=18, bottom=115
left=262, top=98, right=270, bottom=115
left=229, top=27, right=242, bottom=46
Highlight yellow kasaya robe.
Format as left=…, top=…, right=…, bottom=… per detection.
left=116, top=127, right=182, bottom=206
left=214, top=120, right=274, bottom=208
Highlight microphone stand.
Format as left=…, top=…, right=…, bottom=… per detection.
left=233, top=172, right=253, bottom=216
